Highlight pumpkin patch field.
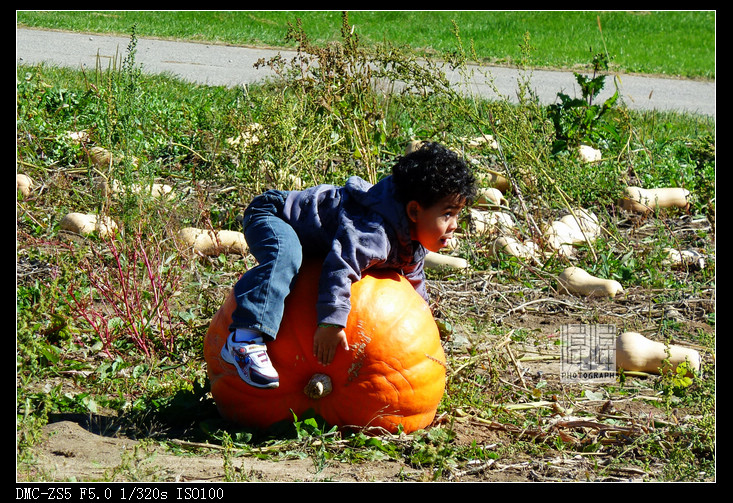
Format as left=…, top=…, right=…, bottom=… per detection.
left=16, top=19, right=714, bottom=482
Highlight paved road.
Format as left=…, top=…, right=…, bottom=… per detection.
left=17, top=27, right=715, bottom=118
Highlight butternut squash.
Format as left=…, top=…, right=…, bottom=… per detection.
left=620, top=186, right=690, bottom=213
left=470, top=208, right=514, bottom=235
left=88, top=146, right=139, bottom=169
left=578, top=145, right=602, bottom=163
left=466, top=134, right=498, bottom=149
left=17, top=174, right=33, bottom=197
left=424, top=251, right=468, bottom=270
left=543, top=220, right=577, bottom=257
left=95, top=178, right=173, bottom=199
left=475, top=187, right=508, bottom=208
left=490, top=235, right=539, bottom=261
left=557, top=266, right=623, bottom=298
left=60, top=212, right=118, bottom=238
left=479, top=170, right=510, bottom=192
left=405, top=140, right=426, bottom=155
left=662, top=248, right=706, bottom=270
left=558, top=209, right=601, bottom=241
left=616, top=331, right=700, bottom=376
left=178, top=227, right=248, bottom=256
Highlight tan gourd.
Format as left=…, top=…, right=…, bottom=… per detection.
left=475, top=187, right=508, bottom=208
left=60, top=212, right=118, bottom=238
left=662, top=248, right=706, bottom=269
left=470, top=208, right=514, bottom=234
left=557, top=266, right=623, bottom=298
left=178, top=227, right=248, bottom=256
left=616, top=331, right=700, bottom=376
left=405, top=140, right=426, bottom=155
left=96, top=178, right=173, bottom=199
left=559, top=209, right=601, bottom=241
left=621, top=186, right=690, bottom=213
left=17, top=174, right=33, bottom=196
left=424, top=251, right=468, bottom=270
left=490, top=235, right=539, bottom=261
left=88, top=146, right=139, bottom=169
left=543, top=220, right=577, bottom=257
left=578, top=144, right=602, bottom=163
left=466, top=134, right=498, bottom=149
left=479, top=169, right=510, bottom=192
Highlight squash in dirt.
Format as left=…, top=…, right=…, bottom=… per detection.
left=17, top=174, right=33, bottom=196
left=620, top=186, right=690, bottom=213
left=616, top=331, right=700, bottom=377
left=557, top=266, right=623, bottom=298
left=424, top=251, right=468, bottom=270
left=60, top=212, right=118, bottom=238
left=178, top=227, right=247, bottom=256
left=204, top=260, right=446, bottom=434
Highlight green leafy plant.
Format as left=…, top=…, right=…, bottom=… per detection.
left=547, top=52, right=620, bottom=152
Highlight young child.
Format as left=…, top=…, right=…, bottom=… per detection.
left=221, top=142, right=477, bottom=388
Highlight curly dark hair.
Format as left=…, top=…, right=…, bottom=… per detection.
left=392, top=142, right=477, bottom=207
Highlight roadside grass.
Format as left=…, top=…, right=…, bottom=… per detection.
left=16, top=15, right=714, bottom=481
left=16, top=10, right=715, bottom=79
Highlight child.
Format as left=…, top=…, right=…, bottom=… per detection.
left=221, top=142, right=477, bottom=388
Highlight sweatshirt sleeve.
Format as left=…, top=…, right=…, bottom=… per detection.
left=315, top=212, right=390, bottom=327
left=403, top=258, right=428, bottom=302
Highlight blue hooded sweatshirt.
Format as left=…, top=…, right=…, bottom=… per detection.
left=281, top=175, right=428, bottom=327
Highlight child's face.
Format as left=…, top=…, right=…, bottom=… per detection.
left=406, top=194, right=466, bottom=252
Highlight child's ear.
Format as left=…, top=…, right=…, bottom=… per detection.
left=406, top=200, right=421, bottom=223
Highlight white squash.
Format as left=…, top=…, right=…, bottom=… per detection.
left=543, top=220, right=577, bottom=257
left=470, top=208, right=514, bottom=234
left=88, top=146, right=139, bottom=169
left=578, top=145, right=602, bottom=163
left=490, top=235, right=539, bottom=260
left=479, top=170, right=510, bottom=192
left=466, top=134, right=498, bottom=150
left=424, top=251, right=468, bottom=270
left=616, top=331, right=700, bottom=376
left=178, top=227, right=248, bottom=256
left=620, top=186, right=690, bottom=213
left=65, top=130, right=90, bottom=144
left=96, top=178, right=173, bottom=199
left=557, top=266, right=623, bottom=298
left=60, top=212, right=118, bottom=238
left=405, top=140, right=426, bottom=155
left=559, top=209, right=601, bottom=241
left=258, top=160, right=303, bottom=190
left=17, top=174, right=34, bottom=196
left=475, top=187, right=508, bottom=208
left=662, top=248, right=705, bottom=269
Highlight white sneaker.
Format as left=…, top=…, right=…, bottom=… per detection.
left=220, top=332, right=279, bottom=389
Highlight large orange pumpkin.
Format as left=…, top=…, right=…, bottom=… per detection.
left=204, top=260, right=446, bottom=434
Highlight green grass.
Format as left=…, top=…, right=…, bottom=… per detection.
left=17, top=10, right=715, bottom=79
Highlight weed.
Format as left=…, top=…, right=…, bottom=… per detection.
left=68, top=227, right=185, bottom=359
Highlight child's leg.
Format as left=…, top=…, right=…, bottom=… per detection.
left=229, top=192, right=302, bottom=341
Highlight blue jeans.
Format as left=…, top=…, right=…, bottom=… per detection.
left=229, top=190, right=303, bottom=340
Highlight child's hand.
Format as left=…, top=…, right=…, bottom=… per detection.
left=313, top=324, right=349, bottom=366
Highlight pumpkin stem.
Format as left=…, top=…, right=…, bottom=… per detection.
left=304, top=373, right=333, bottom=399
